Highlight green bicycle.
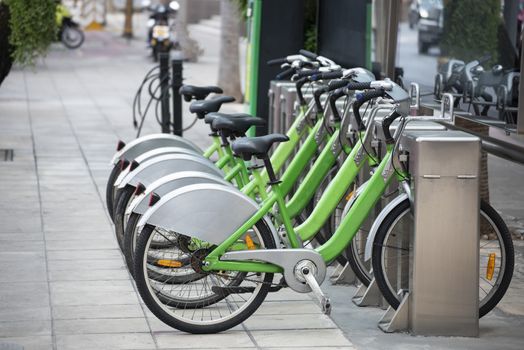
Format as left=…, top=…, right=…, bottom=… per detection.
left=132, top=80, right=418, bottom=333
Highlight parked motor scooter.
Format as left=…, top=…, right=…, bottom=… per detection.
left=144, top=1, right=180, bottom=61
left=56, top=1, right=84, bottom=49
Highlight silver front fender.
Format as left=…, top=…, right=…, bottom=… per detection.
left=115, top=154, right=223, bottom=189
left=126, top=171, right=231, bottom=217
left=110, top=134, right=202, bottom=165
left=363, top=193, right=409, bottom=261
left=137, top=183, right=280, bottom=246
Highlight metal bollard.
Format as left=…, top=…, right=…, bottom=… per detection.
left=159, top=52, right=171, bottom=134
left=171, top=59, right=184, bottom=136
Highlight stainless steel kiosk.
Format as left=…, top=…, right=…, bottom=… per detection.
left=379, top=129, right=481, bottom=337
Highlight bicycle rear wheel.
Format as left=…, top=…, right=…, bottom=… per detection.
left=106, top=163, right=122, bottom=222
left=372, top=198, right=514, bottom=317
left=134, top=220, right=276, bottom=333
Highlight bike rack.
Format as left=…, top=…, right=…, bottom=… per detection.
left=268, top=81, right=296, bottom=133
left=378, top=129, right=481, bottom=337
left=351, top=119, right=447, bottom=308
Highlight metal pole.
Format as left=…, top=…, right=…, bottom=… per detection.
left=384, top=0, right=400, bottom=79
left=171, top=59, right=184, bottom=136
left=518, top=31, right=524, bottom=134
left=159, top=52, right=171, bottom=133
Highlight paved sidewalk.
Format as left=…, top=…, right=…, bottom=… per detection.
left=0, top=16, right=355, bottom=350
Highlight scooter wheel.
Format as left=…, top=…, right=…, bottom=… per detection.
left=62, top=26, right=85, bottom=49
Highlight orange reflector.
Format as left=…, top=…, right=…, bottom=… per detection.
left=157, top=259, right=182, bottom=268
left=345, top=190, right=355, bottom=201
left=245, top=234, right=256, bottom=250
left=486, top=253, right=496, bottom=281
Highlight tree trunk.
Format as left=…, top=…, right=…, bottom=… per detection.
left=218, top=0, right=242, bottom=101
left=176, top=0, right=202, bottom=62
left=123, top=0, right=133, bottom=38
left=0, top=3, right=13, bottom=87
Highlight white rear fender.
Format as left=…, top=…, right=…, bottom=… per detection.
left=137, top=183, right=280, bottom=246
left=126, top=171, right=231, bottom=216
left=133, top=146, right=201, bottom=164
left=110, top=134, right=202, bottom=165
left=115, top=154, right=223, bottom=189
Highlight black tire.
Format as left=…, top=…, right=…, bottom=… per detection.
left=61, top=26, right=84, bottom=49
left=114, top=185, right=135, bottom=251
left=134, top=221, right=276, bottom=334
left=341, top=188, right=376, bottom=287
left=372, top=198, right=514, bottom=318
left=106, top=163, right=122, bottom=223
left=346, top=237, right=372, bottom=287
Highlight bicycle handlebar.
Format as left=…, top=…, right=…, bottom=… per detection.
left=352, top=89, right=385, bottom=131
left=295, top=77, right=308, bottom=106
left=267, top=57, right=288, bottom=66
left=381, top=111, right=402, bottom=144
left=276, top=67, right=295, bottom=80
left=311, top=70, right=343, bottom=81
left=329, top=88, right=346, bottom=121
left=345, top=82, right=372, bottom=91
left=299, top=49, right=318, bottom=60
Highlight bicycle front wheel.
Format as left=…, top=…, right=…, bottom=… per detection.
left=372, top=198, right=514, bottom=318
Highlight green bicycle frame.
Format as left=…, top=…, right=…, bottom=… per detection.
left=204, top=141, right=403, bottom=274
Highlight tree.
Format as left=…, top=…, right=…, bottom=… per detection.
left=441, top=0, right=501, bottom=65
left=123, top=0, right=133, bottom=38
left=0, top=0, right=56, bottom=86
left=176, top=0, right=202, bottom=62
left=0, top=3, right=13, bottom=86
left=218, top=0, right=242, bottom=101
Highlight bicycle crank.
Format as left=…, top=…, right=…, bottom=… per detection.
left=295, top=260, right=331, bottom=315
left=221, top=248, right=329, bottom=313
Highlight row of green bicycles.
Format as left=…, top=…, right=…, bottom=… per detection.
left=106, top=50, right=514, bottom=334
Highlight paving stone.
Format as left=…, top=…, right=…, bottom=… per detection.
left=251, top=329, right=353, bottom=348
left=54, top=318, right=150, bottom=335
left=55, top=333, right=155, bottom=350
left=0, top=336, right=53, bottom=350
left=46, top=249, right=122, bottom=260
left=45, top=239, right=118, bottom=251
left=53, top=304, right=144, bottom=320
left=0, top=257, right=48, bottom=282
left=47, top=259, right=125, bottom=272
left=48, top=268, right=129, bottom=282
left=51, top=290, right=139, bottom=306
left=0, top=306, right=51, bottom=323
left=0, top=320, right=51, bottom=337
left=244, top=313, right=337, bottom=331
left=154, top=331, right=255, bottom=349
left=50, top=280, right=134, bottom=293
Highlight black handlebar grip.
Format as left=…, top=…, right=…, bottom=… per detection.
left=313, top=86, right=329, bottom=112
left=345, top=82, right=372, bottom=91
left=327, top=79, right=350, bottom=92
left=296, top=69, right=320, bottom=78
left=311, top=70, right=343, bottom=81
left=295, top=77, right=308, bottom=106
left=381, top=111, right=402, bottom=144
left=329, top=88, right=346, bottom=121
left=267, top=57, right=288, bottom=66
left=352, top=89, right=385, bottom=131
left=299, top=49, right=318, bottom=60
left=276, top=67, right=295, bottom=80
